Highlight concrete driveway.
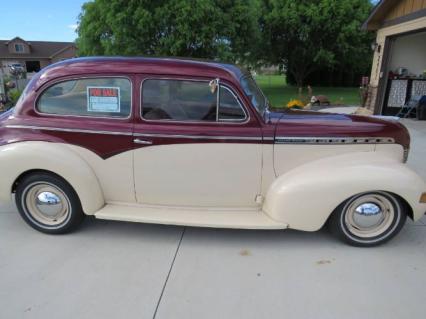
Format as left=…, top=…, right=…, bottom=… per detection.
left=1, top=119, right=425, bottom=319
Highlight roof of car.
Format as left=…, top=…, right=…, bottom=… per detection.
left=31, top=57, right=248, bottom=90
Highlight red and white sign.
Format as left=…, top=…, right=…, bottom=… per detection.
left=87, top=86, right=121, bottom=113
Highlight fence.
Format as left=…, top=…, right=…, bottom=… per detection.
left=15, top=78, right=30, bottom=91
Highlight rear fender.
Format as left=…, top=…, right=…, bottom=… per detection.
left=0, top=142, right=104, bottom=214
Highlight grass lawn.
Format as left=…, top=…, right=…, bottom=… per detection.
left=254, top=75, right=361, bottom=107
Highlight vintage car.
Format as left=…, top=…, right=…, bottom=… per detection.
left=0, top=57, right=425, bottom=247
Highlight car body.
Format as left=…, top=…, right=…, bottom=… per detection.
left=0, top=57, right=425, bottom=246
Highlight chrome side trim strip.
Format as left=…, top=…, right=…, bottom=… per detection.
left=133, top=132, right=263, bottom=141
left=6, top=125, right=262, bottom=141
left=6, top=125, right=396, bottom=145
left=275, top=136, right=395, bottom=144
left=5, top=125, right=133, bottom=136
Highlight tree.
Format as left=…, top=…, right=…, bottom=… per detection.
left=261, top=0, right=374, bottom=88
left=76, top=0, right=261, bottom=64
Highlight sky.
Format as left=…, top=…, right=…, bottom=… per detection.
left=0, top=0, right=86, bottom=42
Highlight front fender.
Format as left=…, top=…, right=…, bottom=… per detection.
left=0, top=142, right=104, bottom=214
left=264, top=151, right=426, bottom=231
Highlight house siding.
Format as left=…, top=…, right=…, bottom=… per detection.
left=386, top=0, right=426, bottom=21
left=7, top=39, right=31, bottom=54
left=51, top=46, right=77, bottom=63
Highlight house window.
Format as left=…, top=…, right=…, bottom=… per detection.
left=14, top=44, right=24, bottom=53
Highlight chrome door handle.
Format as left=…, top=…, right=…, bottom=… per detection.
left=133, top=138, right=153, bottom=145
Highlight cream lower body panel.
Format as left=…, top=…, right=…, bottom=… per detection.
left=66, top=145, right=136, bottom=204
left=95, top=203, right=286, bottom=229
left=133, top=143, right=262, bottom=207
left=273, top=144, right=375, bottom=176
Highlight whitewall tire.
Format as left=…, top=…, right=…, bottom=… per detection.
left=15, top=172, right=85, bottom=234
left=329, top=191, right=407, bottom=247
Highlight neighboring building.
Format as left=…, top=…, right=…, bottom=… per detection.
left=0, top=37, right=76, bottom=77
left=363, top=0, right=426, bottom=115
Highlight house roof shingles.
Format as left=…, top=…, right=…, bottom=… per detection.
left=0, top=38, right=75, bottom=59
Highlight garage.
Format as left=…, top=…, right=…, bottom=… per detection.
left=364, top=0, right=426, bottom=116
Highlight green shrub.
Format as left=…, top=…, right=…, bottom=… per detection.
left=8, top=89, right=22, bottom=105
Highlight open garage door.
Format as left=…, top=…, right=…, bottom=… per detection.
left=382, top=30, right=426, bottom=115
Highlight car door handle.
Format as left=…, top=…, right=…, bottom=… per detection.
left=133, top=138, right=153, bottom=145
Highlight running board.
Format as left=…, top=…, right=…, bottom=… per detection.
left=94, top=204, right=287, bottom=229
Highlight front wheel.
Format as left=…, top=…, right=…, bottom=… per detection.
left=15, top=172, right=85, bottom=234
left=328, top=191, right=407, bottom=247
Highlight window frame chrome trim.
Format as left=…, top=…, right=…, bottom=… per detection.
left=34, top=75, right=133, bottom=121
left=139, top=77, right=250, bottom=125
left=216, top=78, right=220, bottom=122
left=218, top=86, right=249, bottom=122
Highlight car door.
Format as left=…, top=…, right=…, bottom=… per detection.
left=133, top=75, right=263, bottom=208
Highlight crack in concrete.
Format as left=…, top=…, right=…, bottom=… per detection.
left=152, top=227, right=186, bottom=319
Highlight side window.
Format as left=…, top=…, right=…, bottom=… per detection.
left=219, top=87, right=246, bottom=121
left=37, top=78, right=131, bottom=118
left=142, top=79, right=246, bottom=122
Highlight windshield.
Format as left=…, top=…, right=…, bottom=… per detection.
left=240, top=76, right=268, bottom=115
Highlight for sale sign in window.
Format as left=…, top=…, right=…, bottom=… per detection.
left=87, top=87, right=121, bottom=113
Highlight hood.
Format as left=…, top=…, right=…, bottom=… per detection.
left=272, top=109, right=409, bottom=149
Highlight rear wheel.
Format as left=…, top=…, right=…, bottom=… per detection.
left=15, top=173, right=85, bottom=234
left=329, top=191, right=407, bottom=247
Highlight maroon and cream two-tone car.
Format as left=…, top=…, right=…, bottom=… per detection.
left=0, top=57, right=425, bottom=246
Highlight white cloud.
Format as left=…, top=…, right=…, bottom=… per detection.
left=67, top=24, right=78, bottom=31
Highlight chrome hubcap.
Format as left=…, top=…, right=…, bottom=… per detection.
left=23, top=183, right=70, bottom=226
left=353, top=203, right=383, bottom=228
left=344, top=194, right=395, bottom=238
left=36, top=192, right=63, bottom=217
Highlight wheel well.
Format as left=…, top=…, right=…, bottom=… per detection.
left=392, top=193, right=414, bottom=220
left=328, top=191, right=415, bottom=222
left=12, top=169, right=66, bottom=194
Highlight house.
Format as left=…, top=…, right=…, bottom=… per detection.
left=363, top=0, right=426, bottom=115
left=0, top=37, right=76, bottom=77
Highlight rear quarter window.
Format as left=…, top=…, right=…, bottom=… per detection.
left=37, top=77, right=131, bottom=118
